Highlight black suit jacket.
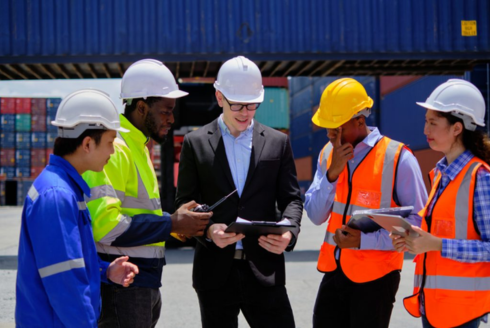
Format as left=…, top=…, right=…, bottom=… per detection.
left=175, top=119, right=303, bottom=291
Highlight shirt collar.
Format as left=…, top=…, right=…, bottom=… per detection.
left=120, top=114, right=149, bottom=145
left=49, top=154, right=92, bottom=197
left=218, top=114, right=254, bottom=138
left=435, top=150, right=474, bottom=181
left=360, top=126, right=382, bottom=148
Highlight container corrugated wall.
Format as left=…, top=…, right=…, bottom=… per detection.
left=254, top=88, right=289, bottom=129
left=1, top=0, right=489, bottom=60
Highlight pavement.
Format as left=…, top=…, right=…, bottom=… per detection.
left=0, top=207, right=423, bottom=328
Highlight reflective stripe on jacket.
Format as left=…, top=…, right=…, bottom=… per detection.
left=317, top=136, right=405, bottom=283
left=83, top=115, right=171, bottom=288
left=404, top=157, right=490, bottom=328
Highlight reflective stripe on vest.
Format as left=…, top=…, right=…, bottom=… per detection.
left=414, top=274, right=490, bottom=292
left=96, top=243, right=165, bottom=259
left=405, top=158, right=490, bottom=328
left=317, top=137, right=405, bottom=283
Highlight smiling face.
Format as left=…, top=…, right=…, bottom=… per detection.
left=143, top=97, right=176, bottom=143
left=424, top=109, right=463, bottom=154
left=216, top=91, right=257, bottom=137
left=89, top=130, right=117, bottom=172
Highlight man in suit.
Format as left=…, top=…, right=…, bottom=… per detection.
left=176, top=56, right=303, bottom=328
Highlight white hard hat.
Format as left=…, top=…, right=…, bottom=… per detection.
left=214, top=56, right=264, bottom=103
left=120, top=59, right=188, bottom=100
left=417, top=79, right=486, bottom=131
left=52, top=89, right=129, bottom=138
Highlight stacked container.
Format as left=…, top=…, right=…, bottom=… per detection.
left=0, top=97, right=61, bottom=205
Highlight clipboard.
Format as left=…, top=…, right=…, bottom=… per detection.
left=347, top=206, right=415, bottom=235
left=225, top=221, right=296, bottom=235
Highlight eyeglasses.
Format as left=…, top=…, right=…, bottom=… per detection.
left=222, top=96, right=260, bottom=112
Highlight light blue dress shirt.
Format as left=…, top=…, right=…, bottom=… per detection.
left=218, top=114, right=254, bottom=250
left=304, top=127, right=428, bottom=250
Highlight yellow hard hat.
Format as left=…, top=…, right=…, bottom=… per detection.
left=312, top=78, right=374, bottom=129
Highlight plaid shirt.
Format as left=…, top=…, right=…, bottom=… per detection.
left=427, top=150, right=490, bottom=263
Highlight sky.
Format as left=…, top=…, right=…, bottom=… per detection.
left=0, top=79, right=124, bottom=112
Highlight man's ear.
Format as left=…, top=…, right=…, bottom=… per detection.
left=136, top=100, right=148, bottom=116
left=216, top=91, right=224, bottom=107
left=357, top=115, right=366, bottom=127
left=81, top=136, right=92, bottom=153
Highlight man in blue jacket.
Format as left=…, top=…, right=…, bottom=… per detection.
left=15, top=89, right=139, bottom=328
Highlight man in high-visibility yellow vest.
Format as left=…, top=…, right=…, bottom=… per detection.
left=83, top=59, right=212, bottom=328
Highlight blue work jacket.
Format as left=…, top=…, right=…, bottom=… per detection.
left=16, top=155, right=110, bottom=327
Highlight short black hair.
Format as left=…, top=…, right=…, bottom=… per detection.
left=123, top=97, right=161, bottom=115
left=53, top=129, right=106, bottom=157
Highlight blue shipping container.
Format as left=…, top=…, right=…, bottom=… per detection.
left=0, top=131, right=15, bottom=148
left=1, top=1, right=489, bottom=62
left=16, top=167, right=31, bottom=179
left=15, top=132, right=31, bottom=149
left=15, top=150, right=30, bottom=167
left=31, top=132, right=47, bottom=149
left=0, top=114, right=15, bottom=132
left=0, top=167, right=15, bottom=179
left=17, top=179, right=34, bottom=205
left=46, top=132, right=56, bottom=148
left=46, top=113, right=58, bottom=133
left=46, top=98, right=61, bottom=116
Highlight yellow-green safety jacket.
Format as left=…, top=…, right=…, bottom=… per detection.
left=83, top=114, right=172, bottom=288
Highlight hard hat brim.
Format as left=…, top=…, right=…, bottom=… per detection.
left=312, top=112, right=347, bottom=129
left=416, top=101, right=441, bottom=112
left=221, top=93, right=264, bottom=104
left=163, top=89, right=189, bottom=99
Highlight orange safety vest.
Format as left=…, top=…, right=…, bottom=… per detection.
left=317, top=136, right=405, bottom=283
left=404, top=157, right=490, bottom=328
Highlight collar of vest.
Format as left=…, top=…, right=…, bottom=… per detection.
left=119, top=114, right=149, bottom=147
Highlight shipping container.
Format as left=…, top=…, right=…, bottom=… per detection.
left=31, top=114, right=47, bottom=131
left=15, top=132, right=31, bottom=149
left=0, top=98, right=16, bottom=114
left=0, top=181, right=5, bottom=206
left=31, top=98, right=47, bottom=115
left=46, top=99, right=61, bottom=116
left=17, top=179, right=34, bottom=205
left=0, top=149, right=15, bottom=167
left=0, top=114, right=15, bottom=131
left=46, top=148, right=54, bottom=164
left=15, top=150, right=30, bottom=167
left=46, top=132, right=56, bottom=148
left=0, top=167, right=15, bottom=179
left=31, top=149, right=47, bottom=167
left=46, top=113, right=57, bottom=132
left=31, top=132, right=47, bottom=149
left=0, top=132, right=15, bottom=148
left=15, top=114, right=31, bottom=131
left=1, top=0, right=488, bottom=60
left=254, top=88, right=289, bottom=129
left=16, top=167, right=30, bottom=178
left=15, top=98, right=31, bottom=114
left=30, top=166, right=44, bottom=179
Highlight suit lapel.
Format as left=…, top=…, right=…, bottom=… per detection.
left=207, top=120, right=236, bottom=191
left=243, top=122, right=266, bottom=191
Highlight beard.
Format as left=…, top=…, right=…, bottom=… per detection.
left=144, top=110, right=168, bottom=144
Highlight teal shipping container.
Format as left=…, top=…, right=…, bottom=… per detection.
left=254, top=88, right=289, bottom=129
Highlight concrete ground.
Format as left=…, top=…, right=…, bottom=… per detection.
left=0, top=207, right=424, bottom=327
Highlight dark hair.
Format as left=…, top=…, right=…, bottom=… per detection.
left=123, top=97, right=161, bottom=115
left=437, top=111, right=490, bottom=164
left=53, top=129, right=106, bottom=157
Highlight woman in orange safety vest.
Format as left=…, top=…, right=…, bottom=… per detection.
left=392, top=79, right=490, bottom=328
